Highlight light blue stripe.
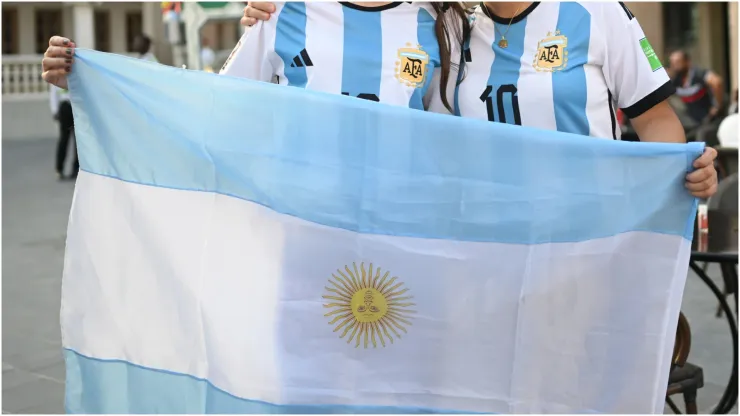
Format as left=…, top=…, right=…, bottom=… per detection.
left=64, top=349, right=483, bottom=414
left=552, top=2, right=591, bottom=135
left=453, top=38, right=471, bottom=117
left=68, top=49, right=703, bottom=245
left=485, top=16, right=527, bottom=125
left=274, top=3, right=308, bottom=88
left=340, top=5, right=382, bottom=100
left=409, top=7, right=440, bottom=110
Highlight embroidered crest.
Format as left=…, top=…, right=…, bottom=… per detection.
left=533, top=31, right=568, bottom=72
left=395, top=43, right=429, bottom=88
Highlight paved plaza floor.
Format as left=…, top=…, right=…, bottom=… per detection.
left=2, top=138, right=737, bottom=414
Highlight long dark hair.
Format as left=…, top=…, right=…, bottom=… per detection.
left=431, top=2, right=471, bottom=113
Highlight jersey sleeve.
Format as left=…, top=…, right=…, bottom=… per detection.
left=424, top=13, right=463, bottom=116
left=598, top=2, right=675, bottom=119
left=219, top=23, right=274, bottom=81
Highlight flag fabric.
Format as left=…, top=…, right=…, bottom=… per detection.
left=62, top=49, right=702, bottom=414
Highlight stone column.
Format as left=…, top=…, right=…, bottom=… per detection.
left=109, top=5, right=127, bottom=54
left=72, top=2, right=95, bottom=50
left=625, top=2, right=665, bottom=60
left=729, top=2, right=738, bottom=93
left=62, top=5, right=75, bottom=42
left=695, top=3, right=726, bottom=78
left=142, top=2, right=174, bottom=65
left=17, top=4, right=35, bottom=54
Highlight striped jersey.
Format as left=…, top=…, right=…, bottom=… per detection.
left=220, top=1, right=444, bottom=111
left=454, top=2, right=675, bottom=139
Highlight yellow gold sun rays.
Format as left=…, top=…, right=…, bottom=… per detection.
left=323, top=263, right=415, bottom=348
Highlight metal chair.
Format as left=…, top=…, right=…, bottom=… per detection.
left=707, top=173, right=739, bottom=316
left=667, top=313, right=704, bottom=414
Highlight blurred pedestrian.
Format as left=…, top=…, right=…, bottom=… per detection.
left=134, top=34, right=158, bottom=63
left=201, top=38, right=215, bottom=72
left=50, top=85, right=78, bottom=180
left=669, top=50, right=725, bottom=144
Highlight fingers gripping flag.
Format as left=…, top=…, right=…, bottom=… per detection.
left=63, top=49, right=701, bottom=414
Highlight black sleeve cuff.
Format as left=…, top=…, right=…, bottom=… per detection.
left=621, top=81, right=676, bottom=119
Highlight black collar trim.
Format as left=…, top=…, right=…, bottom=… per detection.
left=480, top=2, right=540, bottom=25
left=340, top=2, right=404, bottom=12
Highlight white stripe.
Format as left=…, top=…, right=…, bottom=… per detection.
left=378, top=5, right=418, bottom=104
left=63, top=172, right=688, bottom=413
left=304, top=2, right=344, bottom=94
left=457, top=9, right=496, bottom=121
left=583, top=14, right=614, bottom=140
left=517, top=2, right=558, bottom=130
left=269, top=5, right=287, bottom=85
left=584, top=65, right=614, bottom=139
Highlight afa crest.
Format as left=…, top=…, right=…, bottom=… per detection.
left=395, top=43, right=429, bottom=88
left=533, top=31, right=568, bottom=72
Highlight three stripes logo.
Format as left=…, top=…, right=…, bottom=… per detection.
left=290, top=49, right=314, bottom=68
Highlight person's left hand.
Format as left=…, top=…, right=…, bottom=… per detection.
left=686, top=147, right=718, bottom=199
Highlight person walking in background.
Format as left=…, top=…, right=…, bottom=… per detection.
left=134, top=34, right=158, bottom=63
left=200, top=38, right=215, bottom=72
left=669, top=50, right=725, bottom=144
left=50, top=85, right=78, bottom=180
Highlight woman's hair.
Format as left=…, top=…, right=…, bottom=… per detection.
left=431, top=2, right=472, bottom=113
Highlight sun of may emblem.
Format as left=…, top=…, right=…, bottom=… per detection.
left=323, top=263, right=415, bottom=348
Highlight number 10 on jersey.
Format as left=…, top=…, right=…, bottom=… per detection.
left=479, top=84, right=522, bottom=125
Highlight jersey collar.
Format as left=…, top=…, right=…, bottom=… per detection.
left=479, top=2, right=540, bottom=25
left=339, top=2, right=405, bottom=12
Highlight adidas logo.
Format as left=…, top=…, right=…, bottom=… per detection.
left=289, top=49, right=314, bottom=68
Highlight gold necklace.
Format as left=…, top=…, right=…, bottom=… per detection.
left=490, top=5, right=523, bottom=49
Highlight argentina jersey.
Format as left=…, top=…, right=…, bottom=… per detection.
left=220, top=2, right=441, bottom=111
left=455, top=2, right=674, bottom=139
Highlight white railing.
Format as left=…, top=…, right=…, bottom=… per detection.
left=2, top=55, right=49, bottom=100
left=2, top=52, right=172, bottom=100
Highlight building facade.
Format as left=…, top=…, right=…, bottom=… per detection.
left=1, top=1, right=242, bottom=140
left=627, top=1, right=738, bottom=93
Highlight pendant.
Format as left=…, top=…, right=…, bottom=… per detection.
left=498, top=38, right=508, bottom=49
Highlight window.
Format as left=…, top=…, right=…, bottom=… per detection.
left=35, top=8, right=63, bottom=54
left=126, top=11, right=143, bottom=52
left=2, top=7, right=19, bottom=54
left=94, top=10, right=110, bottom=52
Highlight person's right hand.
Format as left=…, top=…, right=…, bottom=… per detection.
left=42, top=36, right=76, bottom=90
left=241, top=2, right=276, bottom=27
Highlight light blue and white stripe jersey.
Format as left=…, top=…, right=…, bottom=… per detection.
left=455, top=2, right=674, bottom=139
left=221, top=2, right=444, bottom=111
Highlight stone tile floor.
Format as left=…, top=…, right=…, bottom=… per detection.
left=2, top=138, right=737, bottom=414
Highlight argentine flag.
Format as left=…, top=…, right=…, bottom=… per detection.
left=62, top=50, right=701, bottom=414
